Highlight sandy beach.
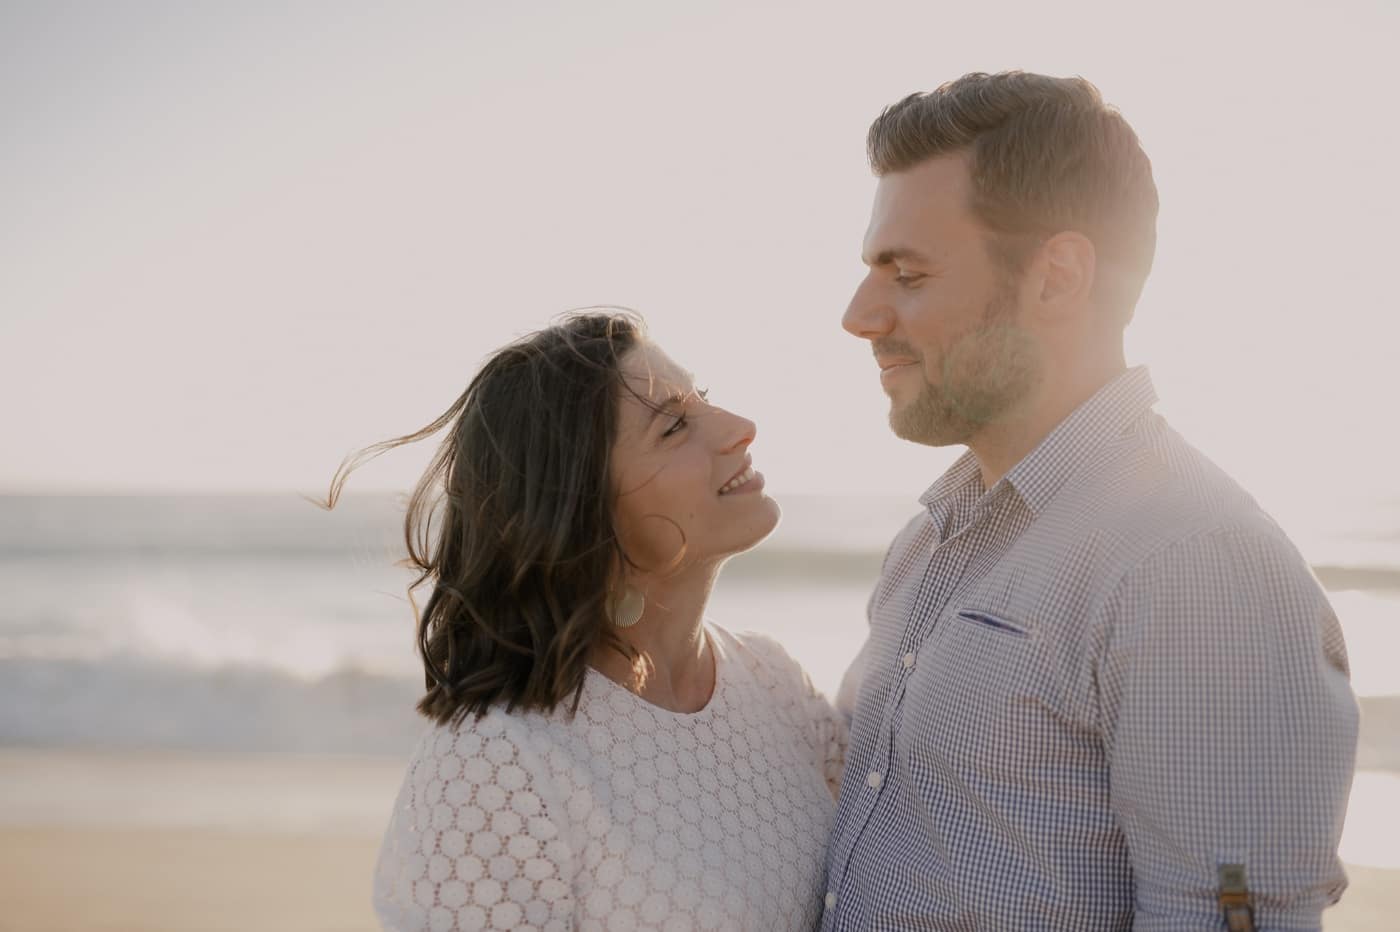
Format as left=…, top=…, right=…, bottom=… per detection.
left=0, top=749, right=399, bottom=932
left=2, top=747, right=1396, bottom=931
left=0, top=826, right=382, bottom=932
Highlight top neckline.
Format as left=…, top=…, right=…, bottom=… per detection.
left=585, top=623, right=726, bottom=721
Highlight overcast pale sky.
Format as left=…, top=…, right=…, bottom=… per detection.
left=3, top=1, right=1396, bottom=529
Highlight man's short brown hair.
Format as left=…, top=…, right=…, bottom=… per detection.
left=868, top=71, right=1159, bottom=320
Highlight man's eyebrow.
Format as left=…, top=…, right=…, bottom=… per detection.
left=865, top=247, right=932, bottom=267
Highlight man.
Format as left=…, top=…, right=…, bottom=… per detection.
left=827, top=72, right=1357, bottom=931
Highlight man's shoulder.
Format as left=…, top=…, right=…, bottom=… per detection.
left=1041, top=417, right=1312, bottom=587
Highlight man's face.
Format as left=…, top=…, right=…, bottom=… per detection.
left=843, top=153, right=1041, bottom=447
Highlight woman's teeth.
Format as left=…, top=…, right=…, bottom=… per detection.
left=719, top=466, right=756, bottom=495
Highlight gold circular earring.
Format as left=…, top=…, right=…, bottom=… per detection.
left=612, top=586, right=645, bottom=628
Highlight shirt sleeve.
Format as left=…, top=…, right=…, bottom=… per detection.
left=809, top=666, right=850, bottom=798
left=372, top=716, right=575, bottom=932
left=1093, top=527, right=1358, bottom=931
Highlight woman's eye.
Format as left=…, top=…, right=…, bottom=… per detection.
left=662, top=414, right=688, bottom=438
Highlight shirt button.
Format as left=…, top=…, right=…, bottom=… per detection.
left=866, top=771, right=883, bottom=789
left=824, top=892, right=837, bottom=909
left=901, top=652, right=915, bottom=669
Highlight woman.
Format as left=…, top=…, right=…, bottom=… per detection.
left=326, top=311, right=845, bottom=931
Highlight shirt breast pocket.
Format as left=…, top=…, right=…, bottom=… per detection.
left=900, top=607, right=1057, bottom=778
left=952, top=608, right=1031, bottom=638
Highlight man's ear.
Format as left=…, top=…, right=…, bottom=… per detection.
left=1034, top=231, right=1096, bottom=315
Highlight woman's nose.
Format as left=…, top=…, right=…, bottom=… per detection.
left=718, top=410, right=756, bottom=454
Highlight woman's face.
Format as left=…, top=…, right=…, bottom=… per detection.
left=610, top=342, right=781, bottom=577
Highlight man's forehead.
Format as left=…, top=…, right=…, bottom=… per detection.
left=875, top=160, right=970, bottom=216
left=864, top=156, right=976, bottom=258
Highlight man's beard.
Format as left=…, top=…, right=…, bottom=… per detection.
left=888, top=285, right=1041, bottom=447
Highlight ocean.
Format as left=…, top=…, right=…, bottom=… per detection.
left=1, top=492, right=1396, bottom=760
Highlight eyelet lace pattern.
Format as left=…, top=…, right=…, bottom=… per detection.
left=373, top=626, right=846, bottom=931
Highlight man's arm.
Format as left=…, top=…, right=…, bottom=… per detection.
left=1094, top=526, right=1358, bottom=931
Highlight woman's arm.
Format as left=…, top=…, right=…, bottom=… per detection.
left=373, top=716, right=575, bottom=931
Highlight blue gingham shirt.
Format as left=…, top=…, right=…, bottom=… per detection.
left=825, top=367, right=1358, bottom=931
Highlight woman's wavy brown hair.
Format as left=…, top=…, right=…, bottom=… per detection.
left=320, top=310, right=646, bottom=724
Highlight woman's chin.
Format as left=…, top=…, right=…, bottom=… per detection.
left=724, top=495, right=783, bottom=556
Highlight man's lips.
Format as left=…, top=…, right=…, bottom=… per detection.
left=878, top=357, right=920, bottom=388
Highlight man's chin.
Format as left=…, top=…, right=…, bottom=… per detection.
left=889, top=402, right=967, bottom=448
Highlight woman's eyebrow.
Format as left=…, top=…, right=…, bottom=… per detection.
left=644, top=391, right=689, bottom=423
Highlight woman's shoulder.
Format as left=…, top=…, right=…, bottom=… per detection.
left=404, top=701, right=586, bottom=788
left=708, top=623, right=811, bottom=695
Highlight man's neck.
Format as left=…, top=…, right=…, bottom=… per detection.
left=969, top=359, right=1127, bottom=489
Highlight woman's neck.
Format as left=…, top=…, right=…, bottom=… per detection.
left=590, top=563, right=718, bottom=713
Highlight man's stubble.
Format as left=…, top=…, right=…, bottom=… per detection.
left=889, top=284, right=1042, bottom=448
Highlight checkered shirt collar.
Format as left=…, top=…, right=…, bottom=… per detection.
left=919, top=366, right=1159, bottom=517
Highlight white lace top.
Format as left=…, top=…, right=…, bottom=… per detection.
left=372, top=626, right=846, bottom=932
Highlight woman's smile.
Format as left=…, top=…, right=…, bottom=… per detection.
left=718, top=464, right=764, bottom=496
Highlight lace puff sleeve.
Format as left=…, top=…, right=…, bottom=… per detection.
left=736, top=632, right=849, bottom=797
left=373, top=713, right=574, bottom=932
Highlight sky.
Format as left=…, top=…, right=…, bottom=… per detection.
left=2, top=0, right=1397, bottom=530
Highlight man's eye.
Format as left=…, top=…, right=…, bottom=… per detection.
left=662, top=415, right=688, bottom=438
left=894, top=272, right=926, bottom=286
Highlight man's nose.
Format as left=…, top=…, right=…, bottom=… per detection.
left=843, top=275, right=892, bottom=339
